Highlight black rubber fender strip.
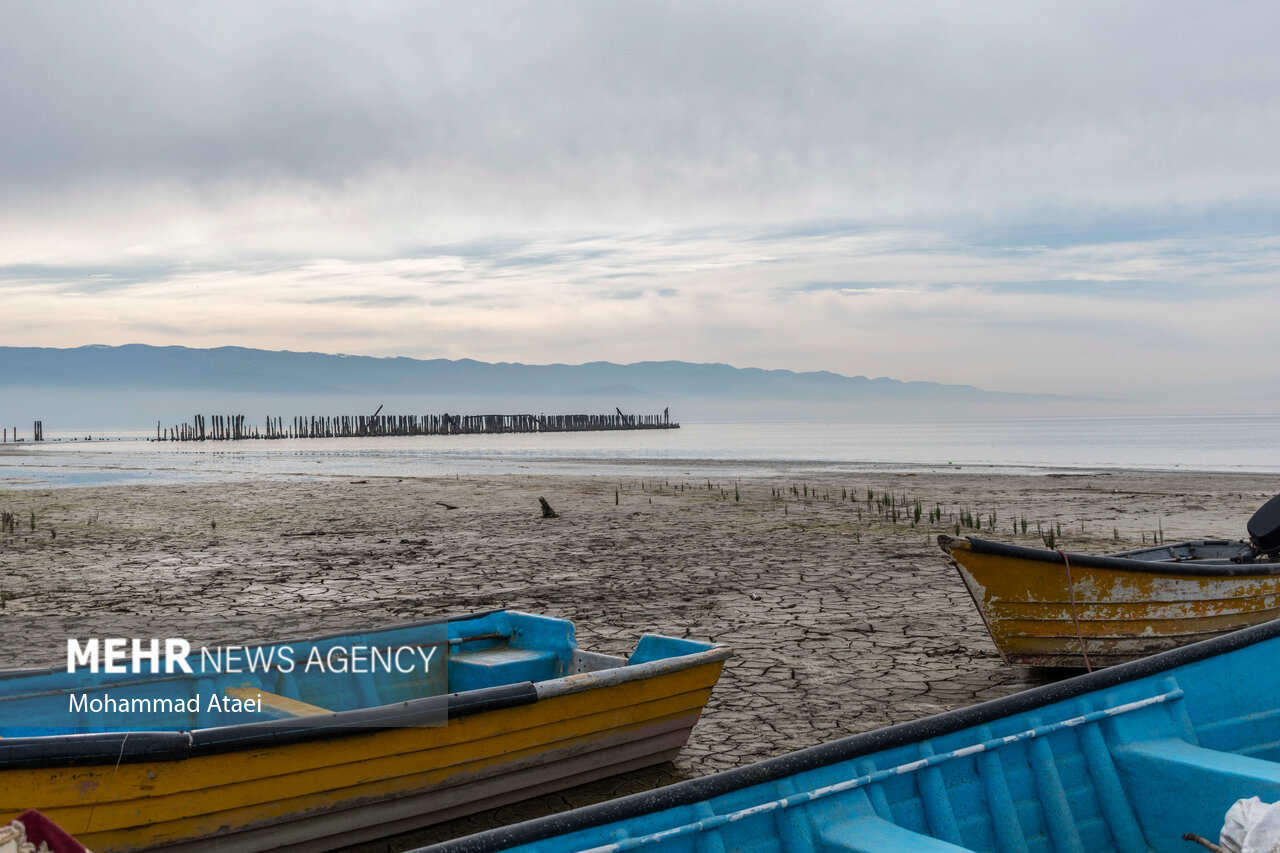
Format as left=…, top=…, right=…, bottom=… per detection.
left=960, top=536, right=1274, bottom=577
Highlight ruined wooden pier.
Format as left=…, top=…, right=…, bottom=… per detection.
left=154, top=410, right=677, bottom=442
left=1, top=422, right=42, bottom=443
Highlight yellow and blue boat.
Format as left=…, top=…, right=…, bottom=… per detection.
left=0, top=610, right=729, bottom=852
left=939, top=494, right=1280, bottom=667
left=940, top=534, right=1280, bottom=667
left=420, top=615, right=1280, bottom=853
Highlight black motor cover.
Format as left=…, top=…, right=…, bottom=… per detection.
left=1248, top=493, right=1280, bottom=554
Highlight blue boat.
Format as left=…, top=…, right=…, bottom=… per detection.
left=0, top=610, right=729, bottom=851
left=420, top=616, right=1280, bottom=852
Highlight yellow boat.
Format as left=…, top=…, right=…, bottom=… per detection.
left=939, top=523, right=1280, bottom=668
left=0, top=610, right=729, bottom=852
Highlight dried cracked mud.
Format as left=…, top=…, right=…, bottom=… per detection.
left=1, top=467, right=1274, bottom=849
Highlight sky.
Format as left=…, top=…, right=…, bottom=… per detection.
left=3, top=2, right=1279, bottom=408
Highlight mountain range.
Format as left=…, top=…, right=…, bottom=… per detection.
left=0, top=345, right=1076, bottom=429
left=1, top=344, right=1036, bottom=401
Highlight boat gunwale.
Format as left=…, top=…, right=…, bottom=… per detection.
left=414, top=614, right=1280, bottom=853
left=0, top=613, right=729, bottom=770
left=535, top=644, right=731, bottom=701
left=0, top=608, right=508, bottom=683
left=946, top=535, right=1276, bottom=577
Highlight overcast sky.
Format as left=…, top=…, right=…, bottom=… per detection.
left=3, top=2, right=1278, bottom=407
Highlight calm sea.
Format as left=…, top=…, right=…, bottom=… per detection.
left=1, top=415, right=1278, bottom=488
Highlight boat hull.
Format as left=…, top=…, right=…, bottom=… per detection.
left=941, top=535, right=1280, bottom=667
left=418, top=615, right=1280, bottom=853
left=0, top=615, right=728, bottom=852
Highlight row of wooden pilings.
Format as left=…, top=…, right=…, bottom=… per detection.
left=1, top=422, right=41, bottom=443
left=160, top=414, right=252, bottom=442
left=154, top=411, right=677, bottom=441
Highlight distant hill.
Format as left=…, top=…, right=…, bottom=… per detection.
left=0, top=344, right=1040, bottom=402
left=0, top=344, right=1084, bottom=429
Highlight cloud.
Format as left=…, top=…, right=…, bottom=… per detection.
left=6, top=3, right=1280, bottom=232
left=3, top=220, right=1278, bottom=405
left=303, top=294, right=424, bottom=308
left=1, top=3, right=1279, bottom=408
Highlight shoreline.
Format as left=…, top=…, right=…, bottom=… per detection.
left=5, top=445, right=1280, bottom=489
left=2, top=467, right=1276, bottom=847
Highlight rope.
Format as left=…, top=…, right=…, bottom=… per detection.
left=1182, top=832, right=1225, bottom=852
left=1058, top=548, right=1093, bottom=672
left=113, top=731, right=131, bottom=773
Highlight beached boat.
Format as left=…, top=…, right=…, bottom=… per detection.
left=938, top=535, right=1280, bottom=668
left=0, top=610, right=729, bottom=852
left=938, top=493, right=1280, bottom=668
left=420, top=615, right=1280, bottom=853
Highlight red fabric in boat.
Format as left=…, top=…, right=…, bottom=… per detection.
left=13, top=810, right=89, bottom=853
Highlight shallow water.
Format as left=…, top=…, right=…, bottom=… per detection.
left=2, top=414, right=1278, bottom=487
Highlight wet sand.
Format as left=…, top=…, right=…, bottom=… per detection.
left=0, top=467, right=1275, bottom=849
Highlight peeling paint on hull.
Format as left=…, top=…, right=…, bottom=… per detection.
left=941, top=536, right=1280, bottom=668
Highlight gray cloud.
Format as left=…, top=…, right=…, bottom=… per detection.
left=303, top=294, right=424, bottom=308
left=2, top=3, right=1280, bottom=407
left=4, top=2, right=1280, bottom=224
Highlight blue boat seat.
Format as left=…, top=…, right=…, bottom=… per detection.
left=1114, top=738, right=1280, bottom=846
left=449, top=646, right=560, bottom=691
left=818, top=816, right=975, bottom=852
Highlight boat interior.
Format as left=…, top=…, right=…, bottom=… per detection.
left=1108, top=539, right=1265, bottom=563
left=0, top=611, right=665, bottom=736
left=489, top=622, right=1280, bottom=853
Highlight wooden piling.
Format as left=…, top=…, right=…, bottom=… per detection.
left=153, top=409, right=679, bottom=441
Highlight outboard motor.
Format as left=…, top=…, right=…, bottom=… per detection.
left=1248, top=493, right=1280, bottom=558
